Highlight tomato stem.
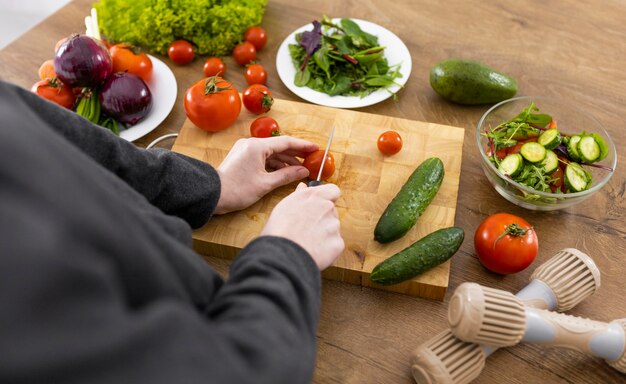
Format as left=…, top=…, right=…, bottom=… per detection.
left=204, top=74, right=231, bottom=95
left=493, top=223, right=533, bottom=249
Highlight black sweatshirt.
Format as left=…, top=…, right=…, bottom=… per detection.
left=0, top=81, right=320, bottom=384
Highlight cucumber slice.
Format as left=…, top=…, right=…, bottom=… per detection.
left=567, top=135, right=582, bottom=161
left=540, top=150, right=559, bottom=174
left=520, top=142, right=547, bottom=163
left=498, top=154, right=524, bottom=177
left=537, top=128, right=561, bottom=150
left=577, top=135, right=600, bottom=163
left=591, top=133, right=609, bottom=161
left=564, top=163, right=592, bottom=192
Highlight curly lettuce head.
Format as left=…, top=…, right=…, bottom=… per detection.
left=94, top=0, right=267, bottom=56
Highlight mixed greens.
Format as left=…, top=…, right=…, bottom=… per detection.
left=94, top=0, right=267, bottom=55
left=484, top=102, right=613, bottom=194
left=288, top=16, right=403, bottom=98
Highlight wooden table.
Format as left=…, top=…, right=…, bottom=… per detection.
left=1, top=1, right=624, bottom=383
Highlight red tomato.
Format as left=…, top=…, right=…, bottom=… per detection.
left=38, top=59, right=56, bottom=80
left=243, top=26, right=267, bottom=51
left=184, top=76, right=241, bottom=132
left=245, top=63, right=267, bottom=85
left=242, top=84, right=273, bottom=114
left=250, top=116, right=280, bottom=138
left=31, top=78, right=76, bottom=109
left=303, top=150, right=335, bottom=181
left=232, top=41, right=256, bottom=66
left=203, top=57, right=226, bottom=77
left=168, top=40, right=195, bottom=65
left=377, top=131, right=403, bottom=156
left=474, top=213, right=539, bottom=274
left=486, top=145, right=508, bottom=160
left=110, top=43, right=153, bottom=81
left=549, top=167, right=564, bottom=193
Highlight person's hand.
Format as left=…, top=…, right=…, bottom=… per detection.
left=261, top=183, right=344, bottom=270
left=214, top=136, right=319, bottom=215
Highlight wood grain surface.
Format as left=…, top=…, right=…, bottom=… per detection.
left=172, top=98, right=464, bottom=300
left=1, top=1, right=625, bottom=383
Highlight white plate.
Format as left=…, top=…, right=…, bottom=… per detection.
left=119, top=55, right=177, bottom=141
left=276, top=18, right=412, bottom=109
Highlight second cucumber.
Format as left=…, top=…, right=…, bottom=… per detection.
left=374, top=157, right=445, bottom=243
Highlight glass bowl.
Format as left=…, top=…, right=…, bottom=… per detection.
left=476, top=96, right=617, bottom=211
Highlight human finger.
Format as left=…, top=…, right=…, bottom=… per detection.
left=266, top=159, right=288, bottom=170
left=265, top=166, right=310, bottom=189
left=269, top=153, right=303, bottom=166
left=263, top=136, right=319, bottom=155
left=307, top=183, right=341, bottom=202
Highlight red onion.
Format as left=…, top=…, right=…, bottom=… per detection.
left=54, top=35, right=112, bottom=88
left=100, top=72, right=152, bottom=126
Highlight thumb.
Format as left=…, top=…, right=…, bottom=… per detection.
left=267, top=165, right=310, bottom=189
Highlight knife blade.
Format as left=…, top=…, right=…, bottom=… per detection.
left=308, top=125, right=336, bottom=187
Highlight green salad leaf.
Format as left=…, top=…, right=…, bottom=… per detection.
left=289, top=16, right=403, bottom=98
left=94, top=0, right=267, bottom=56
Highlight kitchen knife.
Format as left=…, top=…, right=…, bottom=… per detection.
left=308, top=125, right=335, bottom=187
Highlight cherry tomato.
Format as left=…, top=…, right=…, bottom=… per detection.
left=184, top=75, right=241, bottom=132
left=203, top=57, right=226, bottom=77
left=242, top=84, right=273, bottom=114
left=31, top=78, right=76, bottom=109
left=250, top=116, right=280, bottom=138
left=474, top=213, right=539, bottom=274
left=243, top=26, right=267, bottom=51
left=168, top=40, right=195, bottom=65
left=245, top=63, right=267, bottom=85
left=303, top=150, right=335, bottom=181
left=110, top=43, right=153, bottom=81
left=549, top=167, right=564, bottom=193
left=38, top=59, right=56, bottom=80
left=232, top=41, right=256, bottom=66
left=377, top=131, right=403, bottom=156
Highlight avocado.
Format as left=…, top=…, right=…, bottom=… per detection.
left=429, top=59, right=518, bottom=105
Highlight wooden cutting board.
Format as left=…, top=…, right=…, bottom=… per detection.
left=172, top=97, right=465, bottom=300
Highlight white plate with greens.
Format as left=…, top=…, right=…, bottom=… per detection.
left=119, top=55, right=177, bottom=142
left=276, top=18, right=412, bottom=109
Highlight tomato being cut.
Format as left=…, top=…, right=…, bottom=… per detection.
left=303, top=150, right=335, bottom=181
left=232, top=41, right=256, bottom=66
left=250, top=116, right=280, bottom=138
left=244, top=26, right=267, bottom=51
left=31, top=78, right=76, bottom=109
left=245, top=63, right=267, bottom=85
left=110, top=43, right=153, bottom=81
left=377, top=130, right=403, bottom=156
left=203, top=57, right=226, bottom=77
left=184, top=75, right=241, bottom=132
left=168, top=40, right=195, bottom=65
left=242, top=84, right=273, bottom=114
left=474, top=213, right=538, bottom=274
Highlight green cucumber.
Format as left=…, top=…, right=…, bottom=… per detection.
left=540, top=150, right=559, bottom=174
left=591, top=133, right=609, bottom=161
left=520, top=142, right=546, bottom=163
left=538, top=128, right=561, bottom=150
left=374, top=157, right=444, bottom=244
left=567, top=135, right=582, bottom=161
left=498, top=153, right=524, bottom=177
left=577, top=135, right=600, bottom=163
left=564, top=163, right=592, bottom=192
left=370, top=227, right=465, bottom=285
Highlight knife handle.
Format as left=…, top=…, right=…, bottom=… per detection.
left=308, top=180, right=323, bottom=187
